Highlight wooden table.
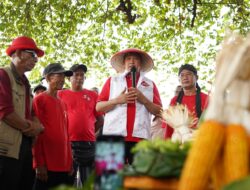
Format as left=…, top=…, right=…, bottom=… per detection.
left=124, top=176, right=179, bottom=190
left=124, top=176, right=214, bottom=190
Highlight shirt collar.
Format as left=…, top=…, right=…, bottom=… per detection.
left=10, top=62, right=30, bottom=87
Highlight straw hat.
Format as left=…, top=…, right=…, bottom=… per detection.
left=110, top=48, right=154, bottom=73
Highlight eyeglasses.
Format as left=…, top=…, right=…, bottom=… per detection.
left=24, top=50, right=38, bottom=58
left=179, top=72, right=194, bottom=79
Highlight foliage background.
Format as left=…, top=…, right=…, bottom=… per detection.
left=0, top=0, right=249, bottom=106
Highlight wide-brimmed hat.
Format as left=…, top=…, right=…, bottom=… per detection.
left=110, top=48, right=154, bottom=73
left=42, top=63, right=73, bottom=79
left=70, top=64, right=87, bottom=73
left=6, top=36, right=44, bottom=57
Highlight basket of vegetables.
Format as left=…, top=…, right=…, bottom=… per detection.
left=123, top=139, right=191, bottom=189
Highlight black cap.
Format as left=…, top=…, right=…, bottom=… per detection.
left=42, top=63, right=73, bottom=78
left=70, top=64, right=87, bottom=73
left=178, top=64, right=198, bottom=76
left=33, top=84, right=46, bottom=93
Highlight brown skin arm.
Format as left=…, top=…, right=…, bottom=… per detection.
left=96, top=87, right=162, bottom=117
left=96, top=88, right=127, bottom=113
left=3, top=112, right=29, bottom=130
left=95, top=115, right=104, bottom=133
left=96, top=88, right=138, bottom=113
left=131, top=87, right=163, bottom=117
left=3, top=112, right=44, bottom=137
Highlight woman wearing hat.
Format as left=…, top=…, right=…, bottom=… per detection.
left=0, top=36, right=44, bottom=190
left=96, top=48, right=162, bottom=164
left=164, top=64, right=209, bottom=138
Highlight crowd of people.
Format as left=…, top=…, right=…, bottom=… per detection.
left=0, top=36, right=209, bottom=190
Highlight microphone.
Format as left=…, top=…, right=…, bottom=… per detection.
left=131, top=66, right=137, bottom=88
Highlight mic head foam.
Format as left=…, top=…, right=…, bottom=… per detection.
left=131, top=66, right=137, bottom=73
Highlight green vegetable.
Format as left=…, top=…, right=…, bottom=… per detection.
left=132, top=149, right=156, bottom=174
left=223, top=176, right=250, bottom=190
left=123, top=139, right=191, bottom=178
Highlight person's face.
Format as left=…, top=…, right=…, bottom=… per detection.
left=19, top=50, right=38, bottom=72
left=179, top=69, right=197, bottom=89
left=70, top=69, right=85, bottom=89
left=124, top=54, right=142, bottom=72
left=47, top=73, right=65, bottom=90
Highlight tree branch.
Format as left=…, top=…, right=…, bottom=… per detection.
left=116, top=0, right=136, bottom=24
left=102, top=0, right=110, bottom=39
left=191, top=0, right=197, bottom=27
left=178, top=0, right=182, bottom=37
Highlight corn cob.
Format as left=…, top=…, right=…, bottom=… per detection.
left=248, top=134, right=250, bottom=172
left=178, top=120, right=225, bottom=190
left=211, top=151, right=225, bottom=190
left=223, top=124, right=249, bottom=184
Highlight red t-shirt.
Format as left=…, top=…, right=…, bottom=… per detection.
left=58, top=89, right=100, bottom=142
left=164, top=92, right=209, bottom=138
left=98, top=74, right=162, bottom=142
left=32, top=92, right=72, bottom=171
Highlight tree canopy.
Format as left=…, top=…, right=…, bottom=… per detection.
left=0, top=0, right=249, bottom=104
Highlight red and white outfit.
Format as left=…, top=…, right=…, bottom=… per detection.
left=98, top=71, right=162, bottom=142
left=32, top=93, right=72, bottom=171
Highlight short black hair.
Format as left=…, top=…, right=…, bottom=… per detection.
left=178, top=64, right=198, bottom=76
left=70, top=64, right=87, bottom=73
left=33, top=84, right=46, bottom=93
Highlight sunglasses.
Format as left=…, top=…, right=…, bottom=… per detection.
left=24, top=50, right=38, bottom=58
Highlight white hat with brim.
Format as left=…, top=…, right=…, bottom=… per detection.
left=110, top=48, right=154, bottom=73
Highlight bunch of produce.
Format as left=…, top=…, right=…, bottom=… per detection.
left=161, top=104, right=196, bottom=143
left=123, top=139, right=191, bottom=178
left=178, top=32, right=250, bottom=190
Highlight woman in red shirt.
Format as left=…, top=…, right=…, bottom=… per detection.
left=164, top=64, right=209, bottom=138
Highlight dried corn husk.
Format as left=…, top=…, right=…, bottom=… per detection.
left=204, top=31, right=250, bottom=188
left=161, top=104, right=196, bottom=143
left=206, top=32, right=250, bottom=127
